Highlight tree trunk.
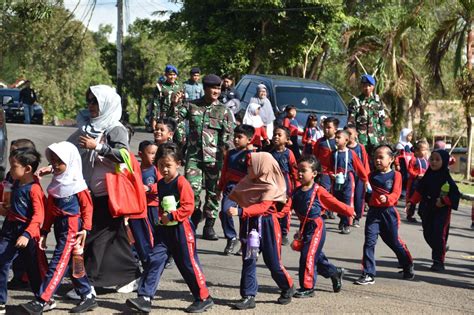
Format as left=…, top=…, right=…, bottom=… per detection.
left=137, top=94, right=142, bottom=125
left=464, top=26, right=473, bottom=179
left=308, top=54, right=321, bottom=80
left=316, top=43, right=330, bottom=80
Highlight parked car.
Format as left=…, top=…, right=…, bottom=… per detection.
left=234, top=75, right=348, bottom=132
left=0, top=88, right=44, bottom=124
left=0, top=107, right=8, bottom=180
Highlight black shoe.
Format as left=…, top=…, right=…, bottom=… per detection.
left=185, top=297, right=214, bottom=313
left=354, top=274, right=375, bottom=285
left=471, top=222, right=474, bottom=229
left=352, top=219, right=360, bottom=228
left=327, top=212, right=336, bottom=219
left=430, top=262, right=445, bottom=272
left=233, top=296, right=256, bottom=310
left=277, top=285, right=295, bottom=305
left=293, top=288, right=315, bottom=298
left=7, top=277, right=29, bottom=290
left=126, top=296, right=152, bottom=313
left=340, top=226, right=351, bottom=235
left=321, top=213, right=328, bottom=220
left=234, top=246, right=243, bottom=256
left=331, top=267, right=344, bottom=292
left=70, top=296, right=98, bottom=313
left=165, top=257, right=175, bottom=269
left=402, top=264, right=415, bottom=280
left=224, top=238, right=238, bottom=255
left=407, top=216, right=418, bottom=223
left=202, top=219, right=219, bottom=240
left=191, top=210, right=203, bottom=229
left=21, top=300, right=45, bottom=315
left=281, top=234, right=289, bottom=246
left=338, top=221, right=344, bottom=231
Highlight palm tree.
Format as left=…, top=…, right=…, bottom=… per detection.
left=426, top=0, right=474, bottom=179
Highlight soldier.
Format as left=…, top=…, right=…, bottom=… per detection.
left=183, top=67, right=204, bottom=101
left=176, top=74, right=234, bottom=240
left=153, top=65, right=182, bottom=121
left=347, top=74, right=386, bottom=155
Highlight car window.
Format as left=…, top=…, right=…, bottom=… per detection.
left=1, top=96, right=13, bottom=105
left=235, top=79, right=250, bottom=100
left=274, top=86, right=346, bottom=113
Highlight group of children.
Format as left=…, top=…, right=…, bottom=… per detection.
left=0, top=111, right=462, bottom=313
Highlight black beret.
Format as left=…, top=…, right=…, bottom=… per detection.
left=190, top=67, right=201, bottom=74
left=202, top=74, right=222, bottom=87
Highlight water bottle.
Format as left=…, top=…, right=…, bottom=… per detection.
left=245, top=229, right=260, bottom=260
left=161, top=195, right=178, bottom=226
left=124, top=221, right=135, bottom=244
left=366, top=182, right=372, bottom=194
left=2, top=180, right=11, bottom=209
left=335, top=173, right=345, bottom=191
left=440, top=183, right=450, bottom=198
left=72, top=245, right=86, bottom=279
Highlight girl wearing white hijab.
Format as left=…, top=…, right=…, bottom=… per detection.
left=243, top=103, right=270, bottom=149
left=249, top=84, right=276, bottom=138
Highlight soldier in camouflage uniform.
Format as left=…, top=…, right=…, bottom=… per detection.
left=347, top=74, right=387, bottom=155
left=176, top=74, right=234, bottom=240
left=153, top=64, right=183, bottom=123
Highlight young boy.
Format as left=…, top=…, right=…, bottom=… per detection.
left=355, top=145, right=414, bottom=285
left=282, top=105, right=303, bottom=160
left=406, top=140, right=430, bottom=222
left=217, top=124, right=255, bottom=255
left=345, top=126, right=370, bottom=227
left=270, top=125, right=300, bottom=245
left=154, top=117, right=176, bottom=145
left=331, top=130, right=369, bottom=234
left=313, top=117, right=339, bottom=220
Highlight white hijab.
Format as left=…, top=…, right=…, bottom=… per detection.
left=46, top=141, right=88, bottom=198
left=243, top=103, right=264, bottom=128
left=398, top=128, right=413, bottom=147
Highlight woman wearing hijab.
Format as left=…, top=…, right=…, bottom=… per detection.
left=408, top=149, right=460, bottom=272
left=243, top=103, right=270, bottom=150
left=250, top=84, right=276, bottom=139
left=66, top=85, right=141, bottom=296
left=227, top=152, right=294, bottom=310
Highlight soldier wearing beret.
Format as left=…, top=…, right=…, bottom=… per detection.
left=183, top=67, right=204, bottom=101
left=347, top=74, right=387, bottom=154
left=175, top=74, right=235, bottom=240
left=153, top=64, right=183, bottom=120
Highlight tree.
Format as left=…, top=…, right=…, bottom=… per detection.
left=426, top=0, right=474, bottom=178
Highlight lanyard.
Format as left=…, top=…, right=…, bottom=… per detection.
left=335, top=150, right=349, bottom=178
left=298, top=184, right=319, bottom=237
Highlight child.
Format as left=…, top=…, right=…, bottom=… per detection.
left=242, top=103, right=270, bottom=150
left=282, top=105, right=303, bottom=159
left=313, top=117, right=338, bottom=220
left=217, top=124, right=255, bottom=255
left=331, top=130, right=368, bottom=234
left=345, top=126, right=370, bottom=227
left=434, top=141, right=456, bottom=166
left=227, top=152, right=294, bottom=310
left=355, top=145, right=414, bottom=285
left=21, top=142, right=97, bottom=314
left=154, top=117, right=176, bottom=145
left=408, top=149, right=460, bottom=271
left=270, top=126, right=300, bottom=245
left=395, top=128, right=414, bottom=195
left=126, top=143, right=214, bottom=314
left=406, top=140, right=430, bottom=222
left=0, top=149, right=49, bottom=313
left=292, top=155, right=352, bottom=298
left=302, top=115, right=323, bottom=155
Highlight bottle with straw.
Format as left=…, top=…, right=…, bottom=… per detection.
left=161, top=195, right=178, bottom=226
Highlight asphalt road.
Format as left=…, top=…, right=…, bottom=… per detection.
left=4, top=123, right=474, bottom=314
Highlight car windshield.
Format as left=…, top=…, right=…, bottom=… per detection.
left=0, top=90, right=20, bottom=105
left=275, top=86, right=346, bottom=114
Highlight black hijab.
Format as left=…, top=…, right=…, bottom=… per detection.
left=418, top=150, right=460, bottom=210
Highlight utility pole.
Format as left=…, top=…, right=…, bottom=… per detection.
left=117, top=0, right=128, bottom=121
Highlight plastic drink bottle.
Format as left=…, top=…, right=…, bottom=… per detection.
left=72, top=246, right=86, bottom=279
left=161, top=195, right=178, bottom=226
left=245, top=229, right=260, bottom=260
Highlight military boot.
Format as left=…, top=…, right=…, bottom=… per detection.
left=202, top=218, right=219, bottom=240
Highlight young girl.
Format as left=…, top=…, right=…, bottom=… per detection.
left=406, top=140, right=430, bottom=222
left=243, top=103, right=270, bottom=150
left=21, top=142, right=97, bottom=314
left=395, top=128, right=414, bottom=195
left=302, top=115, right=323, bottom=155
left=355, top=145, right=414, bottom=285
left=227, top=152, right=294, bottom=310
left=408, top=149, right=460, bottom=272
left=126, top=143, right=214, bottom=314
left=292, top=155, right=352, bottom=298
left=282, top=105, right=303, bottom=159
left=0, top=148, right=48, bottom=314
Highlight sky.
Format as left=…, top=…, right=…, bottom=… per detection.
left=63, top=0, right=181, bottom=41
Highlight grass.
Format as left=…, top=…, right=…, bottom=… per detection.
left=452, top=174, right=474, bottom=196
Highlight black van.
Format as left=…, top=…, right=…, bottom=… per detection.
left=235, top=74, right=348, bottom=129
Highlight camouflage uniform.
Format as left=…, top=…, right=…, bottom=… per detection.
left=348, top=93, right=386, bottom=154
left=153, top=80, right=183, bottom=118
left=178, top=97, right=234, bottom=223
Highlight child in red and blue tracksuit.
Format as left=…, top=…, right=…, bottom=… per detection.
left=395, top=128, right=414, bottom=194
left=355, top=145, right=414, bottom=285
left=406, top=141, right=430, bottom=222
left=313, top=117, right=339, bottom=219
left=331, top=130, right=368, bottom=234
left=282, top=105, right=303, bottom=160
left=218, top=124, right=254, bottom=255
left=126, top=143, right=213, bottom=313
left=0, top=148, right=48, bottom=311
left=270, top=125, right=300, bottom=245
left=292, top=155, right=352, bottom=298
left=301, top=115, right=323, bottom=155
left=345, top=126, right=371, bottom=226
left=21, top=142, right=97, bottom=314
left=409, top=149, right=460, bottom=272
